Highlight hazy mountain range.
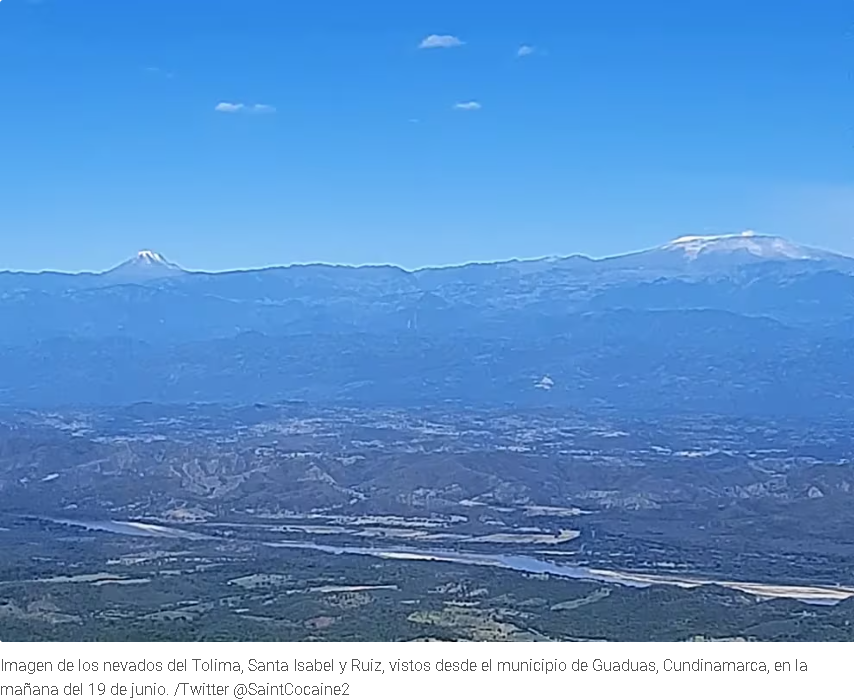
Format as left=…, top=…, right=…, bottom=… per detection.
left=2, top=231, right=853, bottom=416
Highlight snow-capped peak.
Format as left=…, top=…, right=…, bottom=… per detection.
left=662, top=231, right=826, bottom=262
left=135, top=250, right=168, bottom=265
left=102, top=250, right=186, bottom=279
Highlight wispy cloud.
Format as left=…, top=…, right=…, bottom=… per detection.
left=419, top=34, right=464, bottom=49
left=517, top=45, right=535, bottom=57
left=453, top=101, right=482, bottom=111
left=214, top=102, right=276, bottom=115
left=215, top=102, right=244, bottom=113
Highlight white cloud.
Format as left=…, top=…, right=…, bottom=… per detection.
left=215, top=102, right=245, bottom=113
left=517, top=45, right=535, bottom=57
left=419, top=34, right=464, bottom=49
left=453, top=101, right=481, bottom=111
left=214, top=102, right=276, bottom=114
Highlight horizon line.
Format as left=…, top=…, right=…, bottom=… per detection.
left=0, top=230, right=836, bottom=275
left=0, top=252, right=590, bottom=276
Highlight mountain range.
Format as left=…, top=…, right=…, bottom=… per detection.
left=2, top=231, right=853, bottom=417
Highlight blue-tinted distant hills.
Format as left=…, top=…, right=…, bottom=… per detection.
left=1, top=232, right=853, bottom=417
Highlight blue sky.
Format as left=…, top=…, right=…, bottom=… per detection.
left=0, top=0, right=850, bottom=271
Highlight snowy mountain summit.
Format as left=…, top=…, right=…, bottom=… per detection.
left=135, top=250, right=171, bottom=265
left=661, top=231, right=835, bottom=262
left=102, top=250, right=186, bottom=280
left=603, top=231, right=854, bottom=275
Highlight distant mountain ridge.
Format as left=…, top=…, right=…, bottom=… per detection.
left=0, top=231, right=853, bottom=417
left=3, top=231, right=852, bottom=280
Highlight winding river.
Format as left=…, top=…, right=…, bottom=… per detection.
left=28, top=517, right=854, bottom=606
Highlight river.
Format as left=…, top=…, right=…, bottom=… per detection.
left=29, top=516, right=854, bottom=605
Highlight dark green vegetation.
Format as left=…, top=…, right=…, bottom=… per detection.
left=3, top=523, right=854, bottom=643
left=2, top=404, right=854, bottom=641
